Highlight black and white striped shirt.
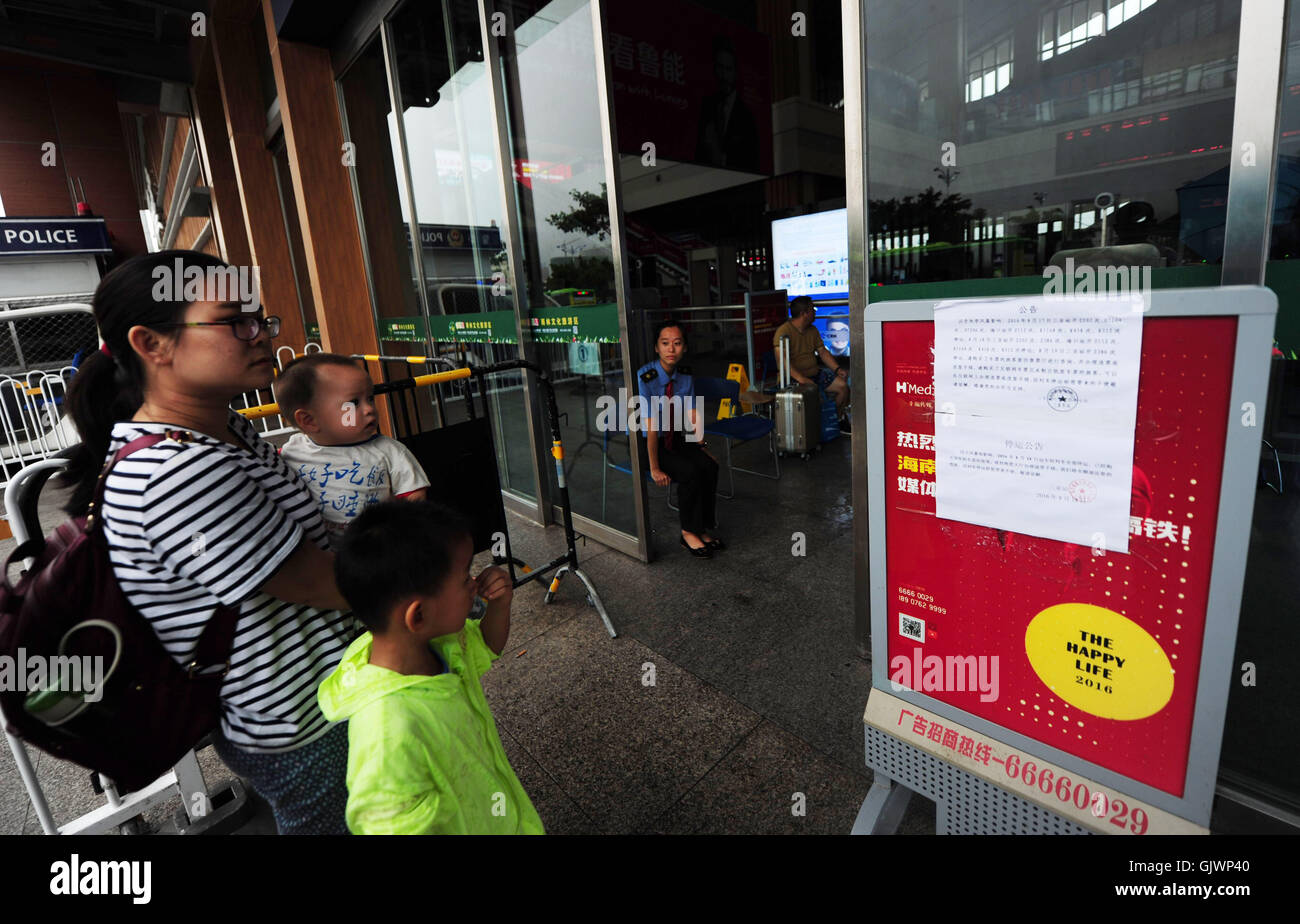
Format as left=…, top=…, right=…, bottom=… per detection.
left=101, top=409, right=356, bottom=753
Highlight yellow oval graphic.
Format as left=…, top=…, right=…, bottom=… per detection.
left=1024, top=603, right=1174, bottom=721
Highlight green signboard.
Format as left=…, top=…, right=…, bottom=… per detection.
left=527, top=303, right=620, bottom=343
left=419, top=303, right=622, bottom=344
left=380, top=316, right=429, bottom=342
left=306, top=322, right=320, bottom=341
left=426, top=311, right=516, bottom=343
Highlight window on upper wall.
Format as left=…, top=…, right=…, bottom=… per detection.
left=966, top=36, right=1012, bottom=103
left=1040, top=0, right=1161, bottom=61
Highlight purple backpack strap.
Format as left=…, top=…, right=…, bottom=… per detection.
left=87, top=433, right=169, bottom=524
left=92, top=429, right=240, bottom=676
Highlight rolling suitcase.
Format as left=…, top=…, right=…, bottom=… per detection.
left=774, top=337, right=819, bottom=458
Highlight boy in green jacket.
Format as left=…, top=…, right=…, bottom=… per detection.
left=318, top=500, right=544, bottom=835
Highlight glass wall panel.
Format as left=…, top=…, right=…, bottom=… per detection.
left=338, top=9, right=536, bottom=501
left=866, top=0, right=1241, bottom=295
left=387, top=0, right=536, bottom=500
left=497, top=0, right=635, bottom=536
left=1220, top=0, right=1300, bottom=813
left=337, top=35, right=435, bottom=438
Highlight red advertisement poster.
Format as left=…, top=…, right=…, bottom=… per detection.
left=749, top=290, right=790, bottom=359
left=882, top=317, right=1237, bottom=796
left=606, top=0, right=772, bottom=174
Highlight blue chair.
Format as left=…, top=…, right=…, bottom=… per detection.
left=600, top=427, right=676, bottom=521
left=692, top=376, right=780, bottom=497
left=755, top=349, right=779, bottom=393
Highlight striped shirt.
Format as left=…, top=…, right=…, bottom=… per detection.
left=100, top=409, right=357, bottom=753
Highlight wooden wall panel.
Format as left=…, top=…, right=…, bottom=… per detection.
left=0, top=67, right=56, bottom=145
left=0, top=144, right=73, bottom=214
left=338, top=46, right=417, bottom=324
left=210, top=5, right=306, bottom=351
left=173, top=214, right=210, bottom=250
left=191, top=41, right=252, bottom=267
left=161, top=119, right=191, bottom=219
left=260, top=0, right=378, bottom=362
left=0, top=54, right=146, bottom=258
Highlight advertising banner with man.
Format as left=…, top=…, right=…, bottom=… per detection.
left=607, top=0, right=772, bottom=174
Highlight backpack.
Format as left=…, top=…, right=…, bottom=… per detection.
left=0, top=433, right=239, bottom=793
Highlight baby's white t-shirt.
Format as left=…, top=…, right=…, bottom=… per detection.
left=280, top=432, right=430, bottom=541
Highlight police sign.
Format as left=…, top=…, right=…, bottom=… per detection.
left=0, top=218, right=111, bottom=256
left=405, top=223, right=503, bottom=251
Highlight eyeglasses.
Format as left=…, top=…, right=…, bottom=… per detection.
left=161, top=315, right=281, bottom=341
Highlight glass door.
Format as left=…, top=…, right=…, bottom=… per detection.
left=495, top=0, right=642, bottom=545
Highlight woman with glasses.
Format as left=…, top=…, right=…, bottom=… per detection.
left=60, top=250, right=354, bottom=834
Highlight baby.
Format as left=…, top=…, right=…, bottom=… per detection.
left=276, top=353, right=429, bottom=542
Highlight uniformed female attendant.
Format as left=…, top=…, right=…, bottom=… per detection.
left=636, top=321, right=724, bottom=558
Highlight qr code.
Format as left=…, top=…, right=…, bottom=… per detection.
left=898, top=613, right=925, bottom=642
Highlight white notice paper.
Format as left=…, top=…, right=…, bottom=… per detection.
left=933, top=296, right=1143, bottom=553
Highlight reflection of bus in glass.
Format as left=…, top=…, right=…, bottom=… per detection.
left=546, top=287, right=597, bottom=306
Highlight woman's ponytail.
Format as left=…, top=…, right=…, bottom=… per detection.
left=57, top=249, right=230, bottom=516
left=59, top=350, right=144, bottom=515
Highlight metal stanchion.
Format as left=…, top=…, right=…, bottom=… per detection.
left=470, top=360, right=616, bottom=637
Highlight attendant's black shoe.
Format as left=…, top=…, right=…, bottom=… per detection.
left=703, top=537, right=726, bottom=551
left=680, top=537, right=713, bottom=558
left=839, top=417, right=852, bottom=434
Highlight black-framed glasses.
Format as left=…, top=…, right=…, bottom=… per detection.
left=161, top=315, right=281, bottom=341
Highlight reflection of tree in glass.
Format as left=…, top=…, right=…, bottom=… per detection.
left=545, top=182, right=614, bottom=298
left=546, top=255, right=613, bottom=292
left=869, top=185, right=972, bottom=245
left=546, top=182, right=609, bottom=240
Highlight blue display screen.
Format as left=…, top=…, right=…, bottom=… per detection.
left=812, top=315, right=851, bottom=358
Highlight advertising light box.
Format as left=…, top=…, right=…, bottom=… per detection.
left=864, top=287, right=1277, bottom=829
left=772, top=208, right=848, bottom=301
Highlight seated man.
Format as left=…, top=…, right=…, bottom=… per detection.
left=772, top=295, right=850, bottom=432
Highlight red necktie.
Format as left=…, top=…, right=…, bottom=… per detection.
left=664, top=378, right=675, bottom=451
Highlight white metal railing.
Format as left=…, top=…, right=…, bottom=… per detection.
left=0, top=366, right=81, bottom=507
left=0, top=337, right=324, bottom=506
left=0, top=303, right=97, bottom=495
left=250, top=342, right=324, bottom=438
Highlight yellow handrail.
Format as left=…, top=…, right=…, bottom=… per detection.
left=236, top=366, right=473, bottom=421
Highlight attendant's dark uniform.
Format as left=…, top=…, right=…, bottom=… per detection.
left=636, top=360, right=719, bottom=535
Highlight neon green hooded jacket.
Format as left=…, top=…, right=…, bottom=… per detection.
left=317, top=620, right=544, bottom=835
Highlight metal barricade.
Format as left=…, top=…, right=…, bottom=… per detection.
left=0, top=305, right=97, bottom=500
left=240, top=359, right=616, bottom=637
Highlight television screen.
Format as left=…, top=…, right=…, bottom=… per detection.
left=771, top=208, right=849, bottom=301
left=812, top=315, right=851, bottom=359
